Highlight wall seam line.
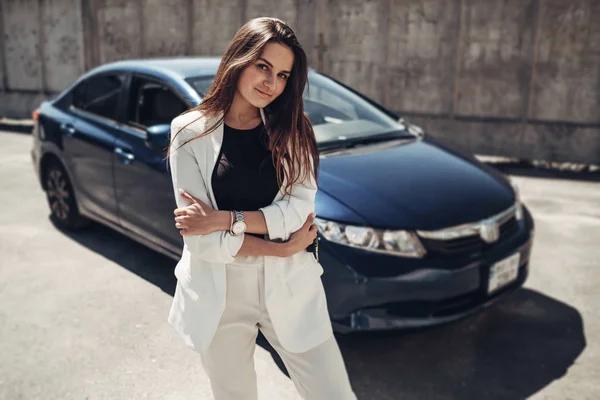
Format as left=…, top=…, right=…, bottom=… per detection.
left=0, top=0, right=8, bottom=90
left=38, top=0, right=48, bottom=94
left=382, top=0, right=392, bottom=108
left=525, top=0, right=541, bottom=122
left=450, top=0, right=466, bottom=119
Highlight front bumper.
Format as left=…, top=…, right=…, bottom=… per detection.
left=321, top=207, right=535, bottom=333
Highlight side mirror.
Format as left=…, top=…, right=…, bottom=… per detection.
left=145, top=124, right=171, bottom=150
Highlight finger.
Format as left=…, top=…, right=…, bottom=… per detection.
left=174, top=208, right=187, bottom=216
left=180, top=229, right=188, bottom=236
left=303, top=212, right=316, bottom=228
left=175, top=222, right=185, bottom=229
left=179, top=188, right=197, bottom=202
left=174, top=216, right=188, bottom=223
left=310, top=229, right=318, bottom=241
left=179, top=189, right=205, bottom=206
left=180, top=192, right=196, bottom=203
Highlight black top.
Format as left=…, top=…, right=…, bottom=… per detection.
left=211, top=122, right=281, bottom=238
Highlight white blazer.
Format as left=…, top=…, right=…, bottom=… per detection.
left=167, top=109, right=333, bottom=354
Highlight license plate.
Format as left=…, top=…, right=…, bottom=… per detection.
left=488, top=253, right=520, bottom=294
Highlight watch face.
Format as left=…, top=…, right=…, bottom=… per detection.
left=232, top=221, right=246, bottom=234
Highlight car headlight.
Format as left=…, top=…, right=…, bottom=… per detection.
left=510, top=181, right=524, bottom=221
left=314, top=218, right=426, bottom=258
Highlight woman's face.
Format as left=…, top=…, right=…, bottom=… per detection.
left=236, top=42, right=294, bottom=108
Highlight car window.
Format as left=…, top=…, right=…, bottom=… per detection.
left=185, top=76, right=214, bottom=96
left=73, top=74, right=125, bottom=120
left=126, top=76, right=188, bottom=129
left=302, top=74, right=400, bottom=139
left=304, top=84, right=358, bottom=121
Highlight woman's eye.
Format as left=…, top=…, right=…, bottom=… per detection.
left=256, top=63, right=287, bottom=79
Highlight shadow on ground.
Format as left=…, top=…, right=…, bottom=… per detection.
left=260, top=288, right=585, bottom=400
left=56, top=218, right=179, bottom=296
left=59, top=218, right=586, bottom=400
left=0, top=122, right=33, bottom=134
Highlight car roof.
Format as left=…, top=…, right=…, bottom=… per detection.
left=90, top=56, right=316, bottom=81
left=90, top=57, right=223, bottom=80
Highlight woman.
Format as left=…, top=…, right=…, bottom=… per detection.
left=167, top=17, right=356, bottom=400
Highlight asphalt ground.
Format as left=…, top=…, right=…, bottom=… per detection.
left=1, top=129, right=598, bottom=399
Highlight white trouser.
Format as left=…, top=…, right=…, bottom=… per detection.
left=199, top=256, right=357, bottom=400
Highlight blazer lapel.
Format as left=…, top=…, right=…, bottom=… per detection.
left=191, top=112, right=222, bottom=210
left=259, top=107, right=266, bottom=125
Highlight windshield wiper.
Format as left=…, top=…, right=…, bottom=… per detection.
left=318, top=130, right=415, bottom=150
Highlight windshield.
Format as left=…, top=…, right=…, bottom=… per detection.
left=186, top=72, right=405, bottom=143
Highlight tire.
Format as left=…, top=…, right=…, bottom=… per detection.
left=44, top=161, right=90, bottom=230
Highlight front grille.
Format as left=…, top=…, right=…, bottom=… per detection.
left=421, top=234, right=485, bottom=255
left=417, top=206, right=521, bottom=257
left=421, top=216, right=518, bottom=255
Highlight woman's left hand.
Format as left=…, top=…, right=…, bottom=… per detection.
left=174, top=189, right=222, bottom=236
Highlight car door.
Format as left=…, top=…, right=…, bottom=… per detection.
left=65, top=72, right=126, bottom=224
left=113, top=74, right=189, bottom=251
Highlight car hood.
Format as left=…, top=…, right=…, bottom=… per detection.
left=317, top=137, right=515, bottom=230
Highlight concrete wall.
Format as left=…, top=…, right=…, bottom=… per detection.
left=1, top=0, right=599, bottom=164
left=387, top=0, right=461, bottom=114
left=3, top=0, right=43, bottom=91
left=531, top=0, right=600, bottom=123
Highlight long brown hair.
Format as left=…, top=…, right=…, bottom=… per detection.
left=168, top=17, right=319, bottom=196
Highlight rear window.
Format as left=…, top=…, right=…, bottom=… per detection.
left=72, top=74, right=125, bottom=120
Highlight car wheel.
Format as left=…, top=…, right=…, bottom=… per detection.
left=44, top=161, right=90, bottom=230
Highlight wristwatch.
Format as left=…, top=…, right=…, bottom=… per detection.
left=230, top=210, right=246, bottom=236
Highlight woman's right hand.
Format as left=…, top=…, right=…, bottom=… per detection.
left=282, top=213, right=318, bottom=257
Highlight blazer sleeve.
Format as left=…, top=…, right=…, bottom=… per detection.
left=169, top=118, right=244, bottom=263
left=259, top=156, right=317, bottom=241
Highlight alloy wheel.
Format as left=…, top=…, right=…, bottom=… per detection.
left=46, top=168, right=70, bottom=221
left=44, top=161, right=90, bottom=230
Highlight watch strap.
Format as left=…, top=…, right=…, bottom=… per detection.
left=235, top=210, right=244, bottom=222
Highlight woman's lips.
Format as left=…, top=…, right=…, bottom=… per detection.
left=255, top=88, right=272, bottom=98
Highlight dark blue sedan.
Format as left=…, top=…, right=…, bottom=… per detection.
left=30, top=57, right=534, bottom=332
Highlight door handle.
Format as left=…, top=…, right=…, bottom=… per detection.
left=114, top=147, right=135, bottom=165
left=60, top=123, right=76, bottom=137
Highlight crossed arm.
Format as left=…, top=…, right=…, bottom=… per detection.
left=174, top=193, right=317, bottom=259
left=191, top=207, right=269, bottom=236
left=169, top=123, right=317, bottom=263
